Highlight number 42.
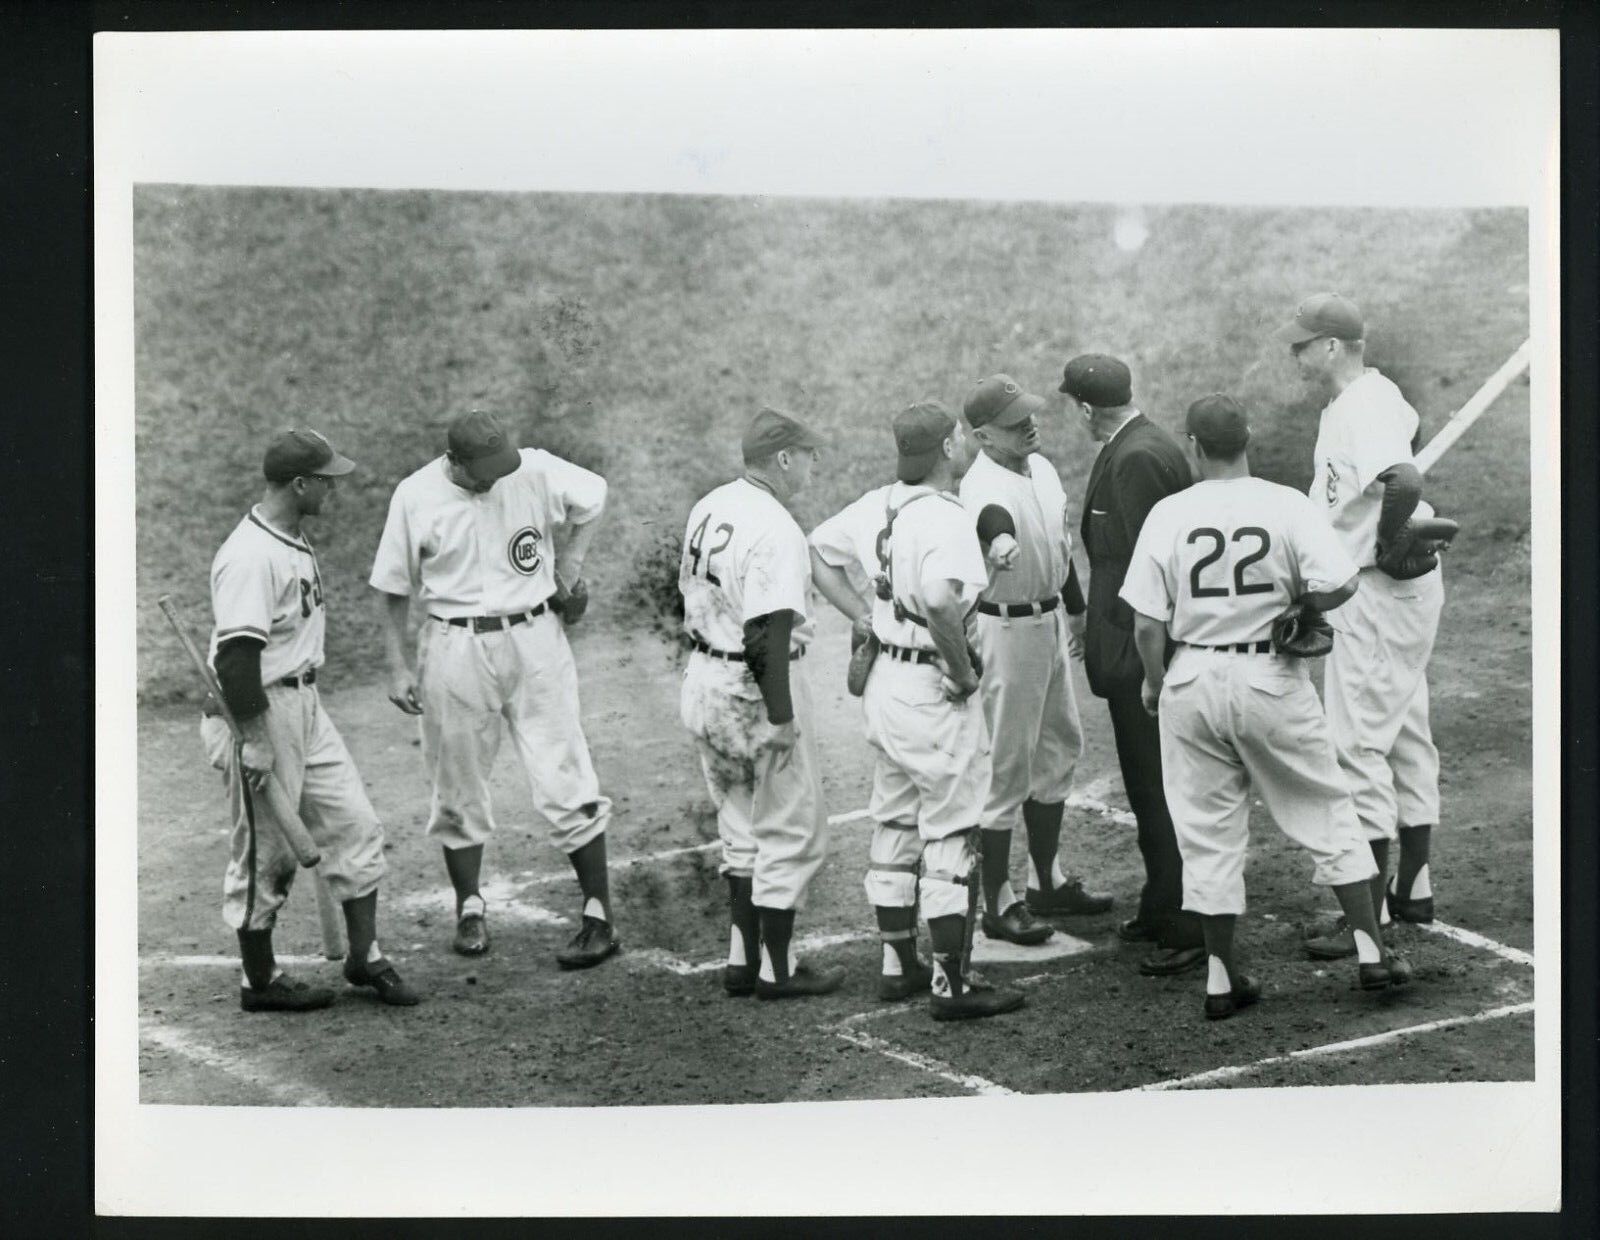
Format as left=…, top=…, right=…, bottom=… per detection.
left=687, top=514, right=734, bottom=586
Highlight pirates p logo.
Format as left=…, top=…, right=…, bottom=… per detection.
left=508, top=526, right=543, bottom=576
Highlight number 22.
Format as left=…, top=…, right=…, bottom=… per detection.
left=1187, top=526, right=1273, bottom=597
left=687, top=514, right=734, bottom=586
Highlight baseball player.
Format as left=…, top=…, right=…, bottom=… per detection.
left=679, top=407, right=845, bottom=1001
left=813, top=401, right=1025, bottom=1021
left=1120, top=396, right=1410, bottom=1019
left=203, top=429, right=419, bottom=1011
left=958, top=375, right=1111, bottom=948
left=1275, top=294, right=1447, bottom=959
left=371, top=411, right=619, bottom=970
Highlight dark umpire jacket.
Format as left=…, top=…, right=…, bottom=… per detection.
left=1079, top=413, right=1193, bottom=697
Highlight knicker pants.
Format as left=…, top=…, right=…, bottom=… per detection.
left=681, top=652, right=828, bottom=910
left=1157, top=649, right=1376, bottom=917
left=201, top=683, right=386, bottom=932
left=1324, top=566, right=1445, bottom=841
left=417, top=611, right=611, bottom=854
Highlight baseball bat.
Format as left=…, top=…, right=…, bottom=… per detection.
left=313, top=869, right=346, bottom=960
left=1415, top=339, right=1531, bottom=476
left=157, top=594, right=323, bottom=868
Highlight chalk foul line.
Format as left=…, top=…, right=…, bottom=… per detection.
left=1135, top=1000, right=1535, bottom=1092
left=140, top=1021, right=335, bottom=1107
left=831, top=1027, right=1018, bottom=1097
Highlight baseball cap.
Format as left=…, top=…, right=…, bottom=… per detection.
left=262, top=428, right=357, bottom=483
left=741, top=406, right=825, bottom=464
left=1185, top=393, right=1251, bottom=457
left=1272, top=292, right=1364, bottom=345
left=447, top=411, right=522, bottom=484
left=1059, top=353, right=1133, bottom=406
left=963, top=374, right=1047, bottom=429
left=893, top=401, right=957, bottom=484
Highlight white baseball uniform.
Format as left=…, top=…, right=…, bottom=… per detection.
left=958, top=451, right=1084, bottom=836
left=839, top=487, right=992, bottom=921
left=1312, top=368, right=1444, bottom=841
left=369, top=449, right=612, bottom=854
left=679, top=477, right=827, bottom=911
left=203, top=509, right=386, bottom=930
left=1120, top=478, right=1377, bottom=915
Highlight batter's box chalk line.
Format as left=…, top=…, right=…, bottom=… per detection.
left=139, top=1020, right=337, bottom=1107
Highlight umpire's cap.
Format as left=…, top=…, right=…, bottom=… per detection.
left=263, top=428, right=356, bottom=483
left=447, top=411, right=522, bottom=484
left=1185, top=394, right=1251, bottom=458
left=1059, top=354, right=1133, bottom=406
left=741, top=407, right=825, bottom=464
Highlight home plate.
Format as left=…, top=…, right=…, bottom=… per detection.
left=971, top=933, right=1094, bottom=964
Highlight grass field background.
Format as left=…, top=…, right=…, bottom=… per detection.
left=133, top=187, right=1530, bottom=699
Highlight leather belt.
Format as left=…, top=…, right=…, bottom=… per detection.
left=690, top=636, right=807, bottom=662
left=278, top=669, right=317, bottom=688
left=1183, top=639, right=1273, bottom=654
left=881, top=642, right=939, bottom=665
left=978, top=594, right=1061, bottom=618
left=433, top=603, right=548, bottom=633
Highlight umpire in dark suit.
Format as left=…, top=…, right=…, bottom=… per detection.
left=1059, top=354, right=1205, bottom=976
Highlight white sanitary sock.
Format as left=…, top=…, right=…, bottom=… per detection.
left=1352, top=928, right=1381, bottom=964
left=1206, top=956, right=1231, bottom=995
left=882, top=944, right=903, bottom=976
left=728, top=924, right=746, bottom=967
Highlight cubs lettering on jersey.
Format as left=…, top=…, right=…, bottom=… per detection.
left=680, top=478, right=815, bottom=654
left=369, top=448, right=607, bottom=617
left=1311, top=369, right=1420, bottom=567
left=1120, top=477, right=1357, bottom=647
left=958, top=451, right=1072, bottom=604
left=208, top=509, right=327, bottom=683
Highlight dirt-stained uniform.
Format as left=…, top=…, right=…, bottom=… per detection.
left=679, top=476, right=827, bottom=911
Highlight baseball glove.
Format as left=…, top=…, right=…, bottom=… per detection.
left=552, top=577, right=589, bottom=624
left=846, top=615, right=880, bottom=697
left=1270, top=603, right=1334, bottom=658
left=1375, top=516, right=1459, bottom=581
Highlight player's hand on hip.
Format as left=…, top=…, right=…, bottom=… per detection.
left=239, top=739, right=276, bottom=792
left=941, top=669, right=980, bottom=704
left=986, top=533, right=1020, bottom=573
left=1140, top=679, right=1161, bottom=718
left=387, top=669, right=424, bottom=715
left=764, top=719, right=798, bottom=771
left=1066, top=611, right=1086, bottom=659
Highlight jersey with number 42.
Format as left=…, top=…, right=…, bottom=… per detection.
left=207, top=509, right=327, bottom=683
left=1119, top=477, right=1358, bottom=648
left=680, top=478, right=816, bottom=654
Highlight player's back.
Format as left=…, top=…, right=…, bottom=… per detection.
left=1141, top=477, right=1329, bottom=649
left=680, top=477, right=810, bottom=652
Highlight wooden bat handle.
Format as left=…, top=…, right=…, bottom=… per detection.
left=157, top=595, right=323, bottom=868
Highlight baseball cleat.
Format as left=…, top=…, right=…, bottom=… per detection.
left=1203, top=974, right=1262, bottom=1021
left=1116, top=916, right=1160, bottom=943
left=240, top=973, right=336, bottom=1013
left=1139, top=945, right=1207, bottom=977
left=1385, top=953, right=1414, bottom=987
left=1303, top=917, right=1396, bottom=961
left=557, top=916, right=620, bottom=970
left=1025, top=877, right=1114, bottom=917
left=1386, top=884, right=1434, bottom=924
left=452, top=911, right=491, bottom=957
left=981, top=903, right=1055, bottom=945
left=755, top=962, right=847, bottom=1000
left=930, top=974, right=1026, bottom=1022
left=723, top=964, right=757, bottom=997
left=878, top=961, right=935, bottom=1002
left=343, top=959, right=422, bottom=1006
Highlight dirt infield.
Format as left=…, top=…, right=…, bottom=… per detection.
left=135, top=569, right=1534, bottom=1106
